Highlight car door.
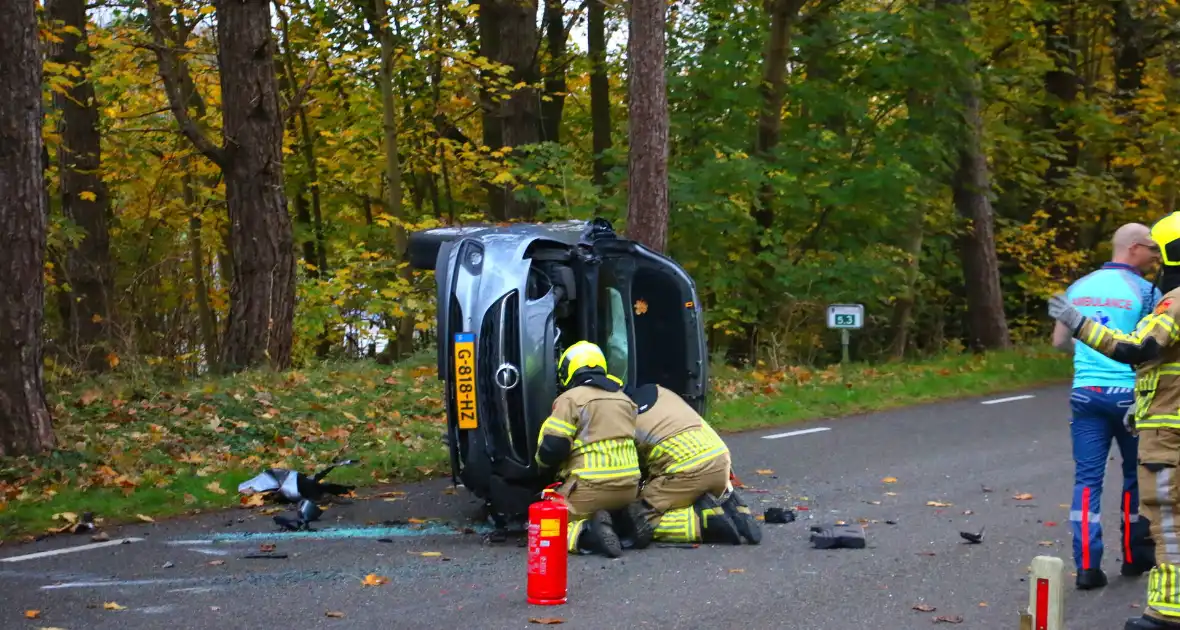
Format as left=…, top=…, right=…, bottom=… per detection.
left=591, top=239, right=709, bottom=415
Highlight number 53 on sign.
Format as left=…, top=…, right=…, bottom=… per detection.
left=826, top=304, right=864, bottom=330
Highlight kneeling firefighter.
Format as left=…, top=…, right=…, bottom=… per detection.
left=623, top=383, right=762, bottom=545
left=1048, top=212, right=1180, bottom=630
left=534, top=341, right=652, bottom=558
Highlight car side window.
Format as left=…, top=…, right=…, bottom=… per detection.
left=602, top=286, right=629, bottom=383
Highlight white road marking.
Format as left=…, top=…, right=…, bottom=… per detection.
left=40, top=577, right=189, bottom=590
left=188, top=548, right=229, bottom=556
left=761, top=427, right=832, bottom=440
left=981, top=394, right=1036, bottom=405
left=0, top=537, right=143, bottom=563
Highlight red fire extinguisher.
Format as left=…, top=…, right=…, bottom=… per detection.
left=527, top=484, right=568, bottom=606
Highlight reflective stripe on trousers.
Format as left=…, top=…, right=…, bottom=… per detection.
left=652, top=506, right=699, bottom=543
left=1142, top=430, right=1180, bottom=619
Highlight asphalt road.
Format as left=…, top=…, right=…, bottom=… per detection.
left=0, top=386, right=1150, bottom=629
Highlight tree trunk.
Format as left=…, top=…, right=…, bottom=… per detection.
left=48, top=0, right=114, bottom=373
left=726, top=0, right=804, bottom=366
left=625, top=0, right=669, bottom=254
left=752, top=0, right=804, bottom=230
left=1040, top=0, right=1080, bottom=250
left=183, top=165, right=220, bottom=370
left=0, top=0, right=55, bottom=456
left=889, top=209, right=925, bottom=360
left=148, top=0, right=295, bottom=371
left=940, top=0, right=1011, bottom=352
left=1111, top=0, right=1148, bottom=207
left=589, top=0, right=611, bottom=187
left=214, top=0, right=296, bottom=371
left=478, top=0, right=541, bottom=221
left=540, top=0, right=567, bottom=143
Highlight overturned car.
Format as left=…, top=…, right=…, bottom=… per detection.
left=408, top=219, right=709, bottom=529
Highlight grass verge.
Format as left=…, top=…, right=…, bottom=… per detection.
left=0, top=345, right=1070, bottom=540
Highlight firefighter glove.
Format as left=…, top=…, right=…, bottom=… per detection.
left=1048, top=293, right=1085, bottom=334
left=1124, top=401, right=1138, bottom=436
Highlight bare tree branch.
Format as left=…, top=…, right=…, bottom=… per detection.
left=145, top=0, right=226, bottom=167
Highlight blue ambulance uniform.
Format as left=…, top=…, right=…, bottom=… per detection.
left=1066, top=262, right=1160, bottom=575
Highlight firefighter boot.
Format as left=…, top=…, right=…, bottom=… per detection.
left=719, top=489, right=762, bottom=544
left=1123, top=516, right=1156, bottom=577
left=576, top=510, right=623, bottom=558
left=623, top=500, right=655, bottom=550
left=1076, top=567, right=1107, bottom=590
left=695, top=495, right=741, bottom=545
left=1125, top=614, right=1180, bottom=629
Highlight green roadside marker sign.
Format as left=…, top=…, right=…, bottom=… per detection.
left=827, top=304, right=864, bottom=363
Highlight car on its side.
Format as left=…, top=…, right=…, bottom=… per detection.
left=408, top=218, right=708, bottom=529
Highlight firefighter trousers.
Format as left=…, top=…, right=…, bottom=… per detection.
left=556, top=476, right=639, bottom=552
left=641, top=451, right=731, bottom=543
left=1140, top=428, right=1180, bottom=622
left=1068, top=386, right=1140, bottom=572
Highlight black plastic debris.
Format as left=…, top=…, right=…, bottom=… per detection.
left=960, top=527, right=985, bottom=544
left=764, top=508, right=796, bottom=524
left=809, top=524, right=866, bottom=549
left=238, top=459, right=358, bottom=503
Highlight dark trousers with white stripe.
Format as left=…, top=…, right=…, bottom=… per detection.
left=1069, top=386, right=1139, bottom=572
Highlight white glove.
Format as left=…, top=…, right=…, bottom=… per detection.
left=1048, top=293, right=1085, bottom=333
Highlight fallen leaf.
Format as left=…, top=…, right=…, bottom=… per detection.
left=207, top=560, right=225, bottom=566
left=184, top=493, right=198, bottom=505
left=882, top=477, right=898, bottom=483
left=728, top=568, right=745, bottom=573
left=25, top=610, right=41, bottom=619
left=978, top=602, right=988, bottom=607
left=376, top=491, right=406, bottom=498
left=913, top=604, right=936, bottom=612
left=1059, top=504, right=1069, bottom=509
left=528, top=619, right=565, bottom=625
left=885, top=492, right=898, bottom=496
left=413, top=551, right=442, bottom=557
left=362, top=573, right=389, bottom=587
left=103, top=602, right=126, bottom=611
left=633, top=299, right=648, bottom=315
left=259, top=543, right=276, bottom=553
left=1013, top=493, right=1034, bottom=501
left=206, top=481, right=227, bottom=495
left=91, top=532, right=110, bottom=542
left=755, top=469, right=774, bottom=475
left=926, top=501, right=953, bottom=507
left=79, top=389, right=102, bottom=406
left=1038, top=541, right=1055, bottom=546
left=326, top=611, right=345, bottom=619
left=933, top=615, right=964, bottom=624
left=135, top=514, right=154, bottom=523
left=240, top=493, right=265, bottom=508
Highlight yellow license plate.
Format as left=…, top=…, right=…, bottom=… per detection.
left=453, top=333, right=478, bottom=430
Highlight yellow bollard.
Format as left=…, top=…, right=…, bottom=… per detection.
left=1022, top=556, right=1065, bottom=630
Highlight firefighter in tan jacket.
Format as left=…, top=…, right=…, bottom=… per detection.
left=624, top=383, right=762, bottom=545
left=1049, top=211, right=1180, bottom=630
left=535, top=341, right=652, bottom=558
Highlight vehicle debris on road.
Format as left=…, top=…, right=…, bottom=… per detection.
left=237, top=459, right=358, bottom=504
left=764, top=507, right=796, bottom=524
left=809, top=523, right=866, bottom=549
